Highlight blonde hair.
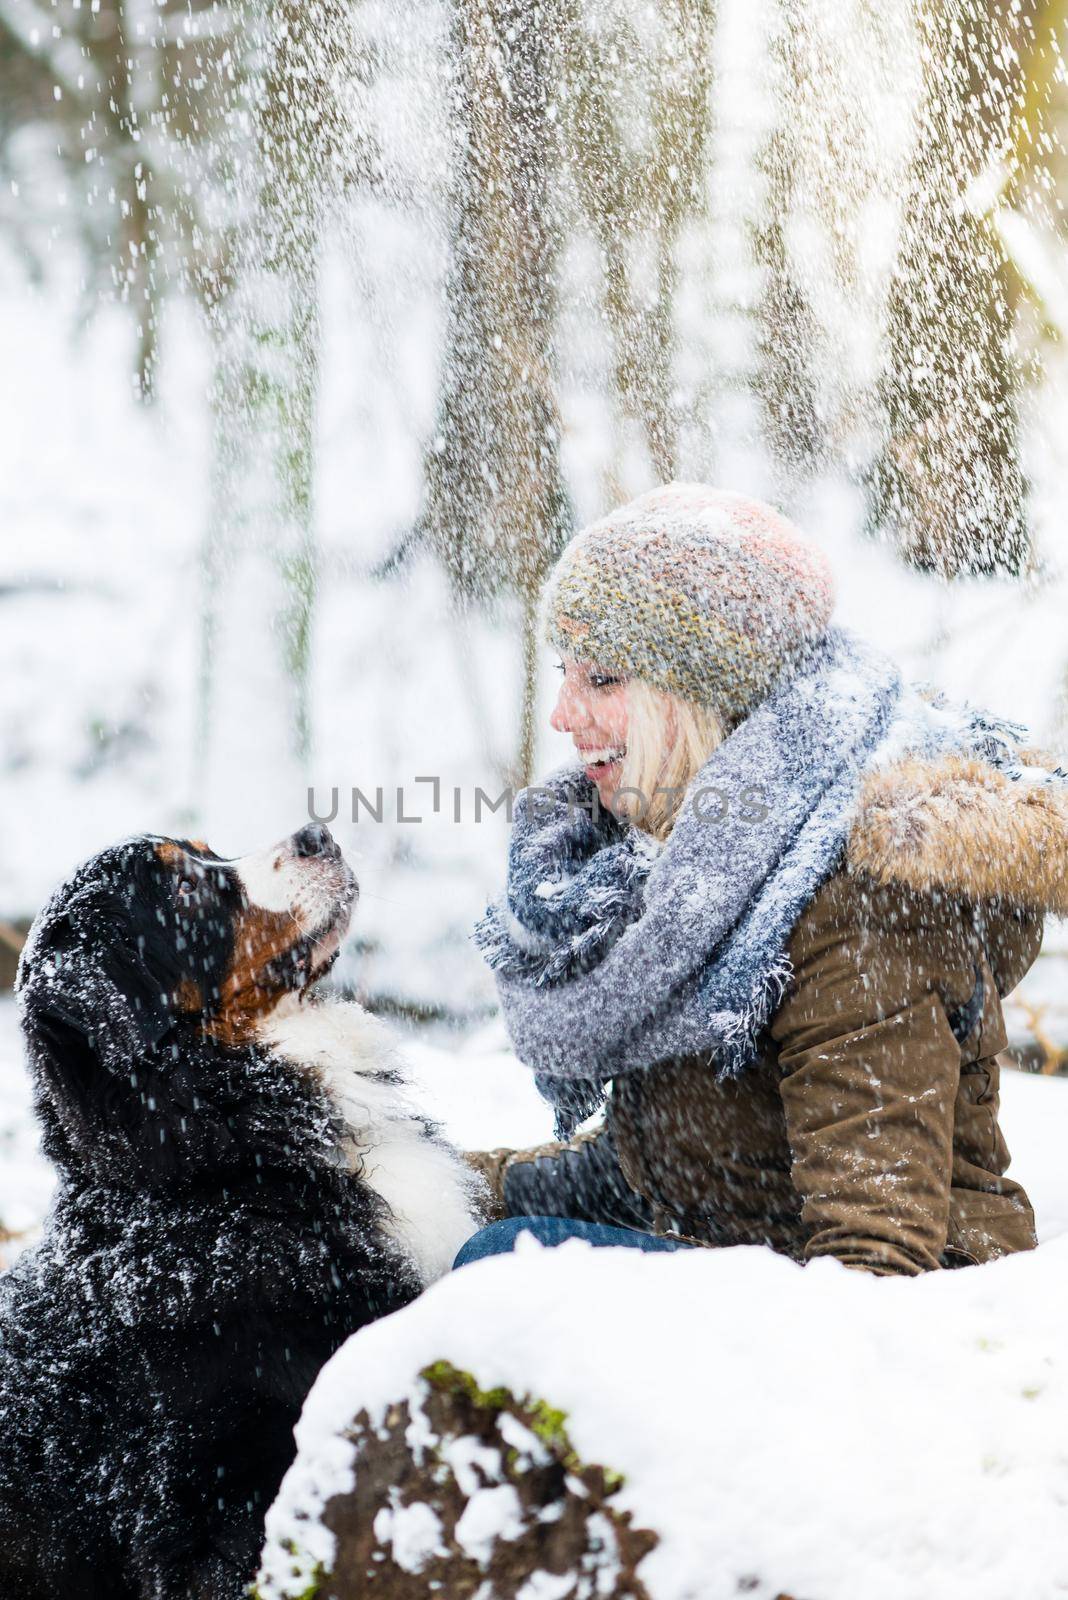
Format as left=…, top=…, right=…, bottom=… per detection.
left=613, top=681, right=727, bottom=840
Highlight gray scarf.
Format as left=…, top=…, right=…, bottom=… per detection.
left=475, top=626, right=1037, bottom=1136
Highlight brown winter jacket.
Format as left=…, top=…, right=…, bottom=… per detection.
left=468, top=752, right=1066, bottom=1275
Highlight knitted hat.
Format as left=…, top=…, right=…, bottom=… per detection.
left=541, top=483, right=836, bottom=726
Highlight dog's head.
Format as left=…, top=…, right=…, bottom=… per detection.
left=17, top=823, right=357, bottom=1080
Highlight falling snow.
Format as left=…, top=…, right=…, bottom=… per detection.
left=3, top=0, right=1068, bottom=1594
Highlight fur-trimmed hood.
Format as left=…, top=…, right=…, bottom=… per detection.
left=848, top=750, right=1068, bottom=916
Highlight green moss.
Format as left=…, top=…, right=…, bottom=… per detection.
left=246, top=1546, right=326, bottom=1600
left=246, top=1578, right=323, bottom=1600
left=525, top=1397, right=570, bottom=1452
left=421, top=1358, right=512, bottom=1413
left=419, top=1360, right=626, bottom=1492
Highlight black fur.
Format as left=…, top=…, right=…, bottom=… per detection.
left=0, top=837, right=419, bottom=1600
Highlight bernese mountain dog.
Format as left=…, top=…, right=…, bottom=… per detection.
left=0, top=823, right=485, bottom=1600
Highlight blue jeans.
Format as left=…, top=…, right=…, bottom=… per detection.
left=453, top=1215, right=692, bottom=1269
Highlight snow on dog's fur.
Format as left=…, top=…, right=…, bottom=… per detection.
left=259, top=1000, right=480, bottom=1287
left=0, top=825, right=486, bottom=1600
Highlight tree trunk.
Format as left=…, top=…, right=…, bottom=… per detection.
left=754, top=2, right=826, bottom=497
left=869, top=0, right=1040, bottom=577
left=515, top=581, right=540, bottom=789
left=561, top=1, right=716, bottom=489
left=420, top=0, right=571, bottom=607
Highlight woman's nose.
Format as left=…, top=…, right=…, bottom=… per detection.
left=550, top=679, right=587, bottom=734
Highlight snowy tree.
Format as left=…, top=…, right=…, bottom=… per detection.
left=869, top=0, right=1042, bottom=577
left=404, top=0, right=718, bottom=783
left=559, top=0, right=716, bottom=493
left=0, top=0, right=188, bottom=397
left=753, top=15, right=826, bottom=488
left=410, top=0, right=571, bottom=786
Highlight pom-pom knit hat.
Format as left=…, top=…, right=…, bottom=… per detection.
left=541, top=483, right=836, bottom=727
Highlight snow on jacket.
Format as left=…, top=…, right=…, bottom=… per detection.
left=468, top=750, right=1066, bottom=1274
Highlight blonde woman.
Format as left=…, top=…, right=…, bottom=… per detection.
left=459, top=483, right=1068, bottom=1275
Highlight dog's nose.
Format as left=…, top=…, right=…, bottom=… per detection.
left=292, top=823, right=338, bottom=859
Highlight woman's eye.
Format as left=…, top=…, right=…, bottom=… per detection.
left=590, top=675, right=622, bottom=690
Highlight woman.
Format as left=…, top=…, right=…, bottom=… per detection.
left=460, top=483, right=1068, bottom=1276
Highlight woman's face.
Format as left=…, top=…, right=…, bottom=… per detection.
left=550, top=656, right=630, bottom=809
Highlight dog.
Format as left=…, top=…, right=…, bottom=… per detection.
left=0, top=823, right=485, bottom=1600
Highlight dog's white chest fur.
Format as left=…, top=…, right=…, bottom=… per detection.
left=257, top=1001, right=481, bottom=1287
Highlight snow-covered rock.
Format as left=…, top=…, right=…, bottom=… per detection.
left=254, top=1351, right=656, bottom=1599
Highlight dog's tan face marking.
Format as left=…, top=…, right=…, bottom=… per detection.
left=173, top=977, right=204, bottom=1015
left=155, top=841, right=190, bottom=871
left=205, top=904, right=308, bottom=1047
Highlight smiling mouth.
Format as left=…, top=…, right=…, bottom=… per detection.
left=577, top=747, right=626, bottom=772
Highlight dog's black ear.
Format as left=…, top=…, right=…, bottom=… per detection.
left=17, top=898, right=175, bottom=1074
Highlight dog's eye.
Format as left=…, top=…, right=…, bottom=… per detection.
left=177, top=878, right=198, bottom=902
